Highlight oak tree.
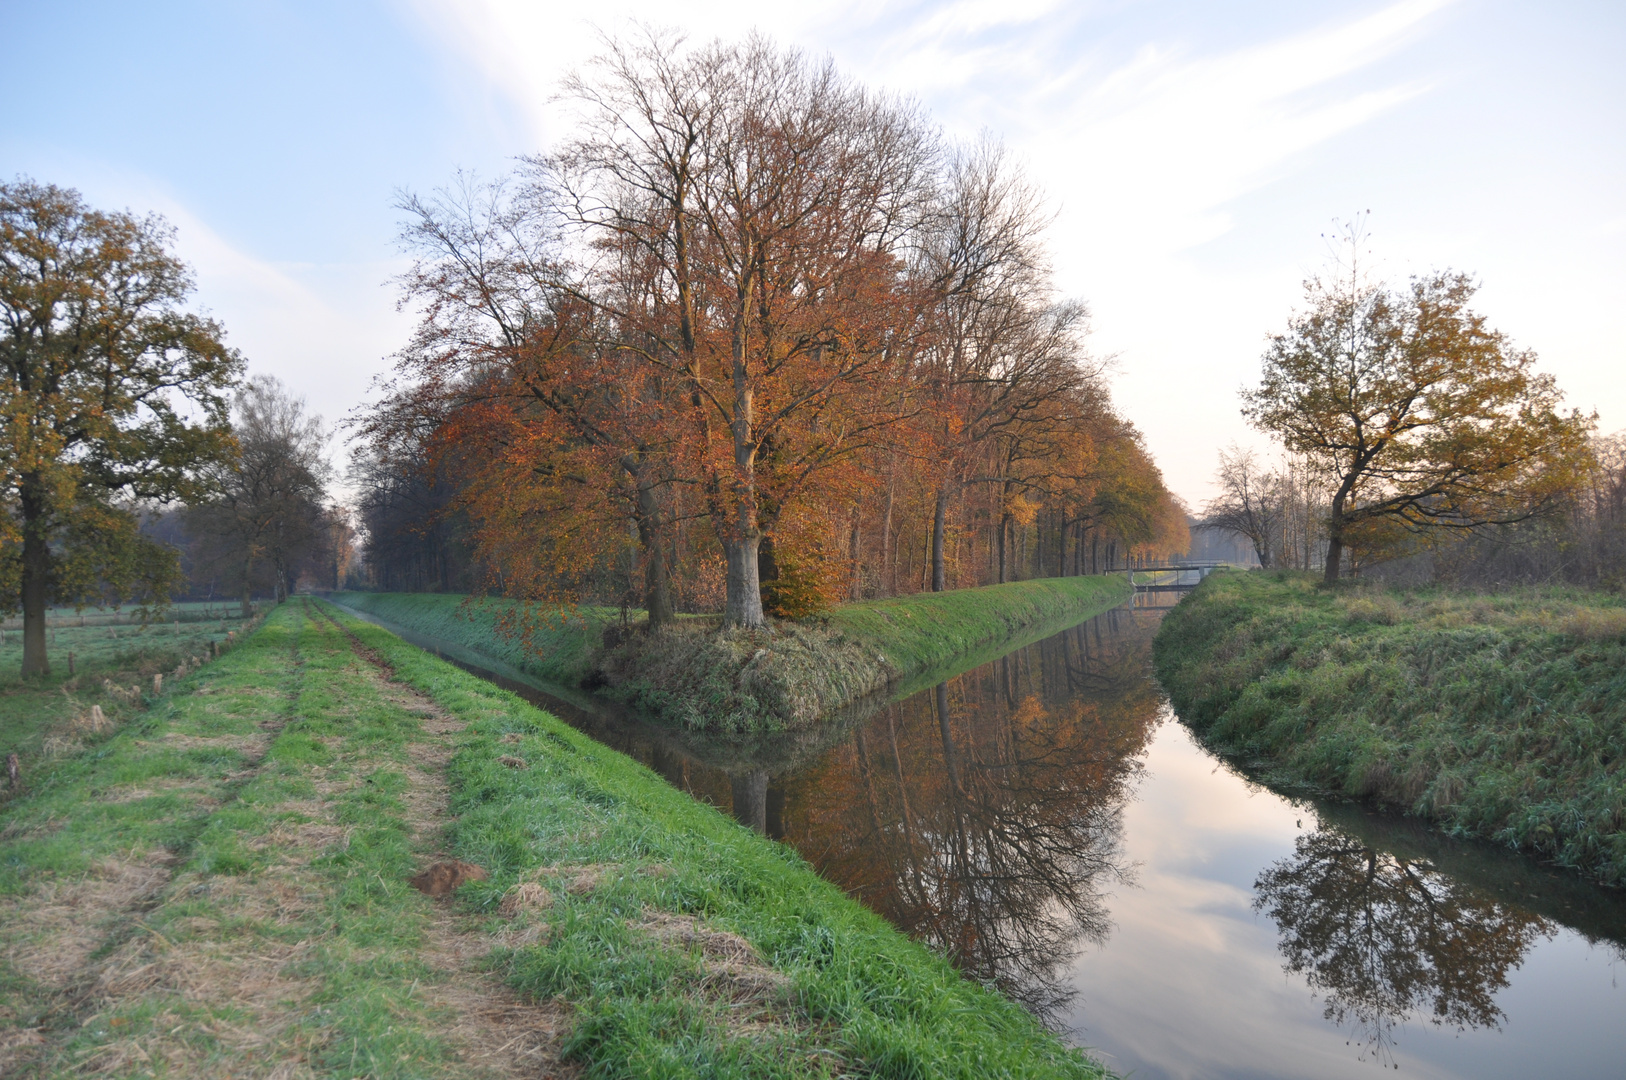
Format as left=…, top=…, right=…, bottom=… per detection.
left=1244, top=238, right=1593, bottom=581
left=1, top=180, right=240, bottom=676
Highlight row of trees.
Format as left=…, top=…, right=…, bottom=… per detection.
left=358, top=31, right=1186, bottom=625
left=1206, top=222, right=1597, bottom=582
left=2, top=179, right=349, bottom=676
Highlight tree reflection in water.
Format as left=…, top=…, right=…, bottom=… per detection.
left=1253, top=827, right=1556, bottom=1063
left=778, top=610, right=1161, bottom=1022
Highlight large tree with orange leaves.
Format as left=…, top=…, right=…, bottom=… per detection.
left=361, top=31, right=1190, bottom=620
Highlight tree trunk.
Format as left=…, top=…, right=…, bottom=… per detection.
left=19, top=481, right=50, bottom=678
left=1323, top=534, right=1345, bottom=582
left=634, top=478, right=674, bottom=627
left=723, top=535, right=765, bottom=628
left=848, top=510, right=862, bottom=601
left=997, top=512, right=1010, bottom=584
left=881, top=480, right=895, bottom=596
left=241, top=556, right=254, bottom=619
left=1323, top=486, right=1351, bottom=582
left=931, top=487, right=948, bottom=592
left=756, top=531, right=779, bottom=590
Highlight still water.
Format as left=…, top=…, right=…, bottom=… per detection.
left=340, top=600, right=1626, bottom=1078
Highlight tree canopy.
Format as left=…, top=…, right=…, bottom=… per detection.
left=361, top=31, right=1187, bottom=623
left=1, top=179, right=241, bottom=675
left=1243, top=232, right=1593, bottom=581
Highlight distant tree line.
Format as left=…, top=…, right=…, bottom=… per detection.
left=354, top=30, right=1188, bottom=624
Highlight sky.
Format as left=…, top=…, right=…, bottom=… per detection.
left=3, top=0, right=1622, bottom=508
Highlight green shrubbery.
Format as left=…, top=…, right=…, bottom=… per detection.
left=1154, top=570, right=1626, bottom=885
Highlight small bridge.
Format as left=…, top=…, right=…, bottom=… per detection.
left=1126, top=562, right=1233, bottom=590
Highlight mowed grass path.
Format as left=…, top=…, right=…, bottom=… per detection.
left=2, top=600, right=1115, bottom=1078
left=1, top=600, right=566, bottom=1077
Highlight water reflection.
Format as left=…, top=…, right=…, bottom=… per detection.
left=778, top=610, right=1161, bottom=1019
left=1253, top=828, right=1556, bottom=1063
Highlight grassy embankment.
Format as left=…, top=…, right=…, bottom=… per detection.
left=335, top=575, right=1131, bottom=734
left=1, top=599, right=1113, bottom=1078
left=1154, top=570, right=1626, bottom=886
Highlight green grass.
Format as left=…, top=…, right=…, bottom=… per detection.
left=826, top=576, right=1131, bottom=696
left=333, top=591, right=605, bottom=685
left=1153, top=570, right=1626, bottom=885
left=335, top=577, right=1131, bottom=735
left=0, top=609, right=259, bottom=790
left=0, top=601, right=493, bottom=1076
left=0, top=598, right=1117, bottom=1077
left=326, top=601, right=1115, bottom=1078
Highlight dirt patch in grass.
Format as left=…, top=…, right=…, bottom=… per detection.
left=2, top=852, right=177, bottom=993
left=641, top=912, right=795, bottom=1006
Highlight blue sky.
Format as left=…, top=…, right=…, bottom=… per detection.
left=3, top=0, right=1622, bottom=505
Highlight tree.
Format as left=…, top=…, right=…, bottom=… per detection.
left=1204, top=444, right=1284, bottom=568
left=551, top=31, right=936, bottom=628
left=187, top=376, right=330, bottom=614
left=1, top=180, right=240, bottom=676
left=1243, top=227, right=1594, bottom=581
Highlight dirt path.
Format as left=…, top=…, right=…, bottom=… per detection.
left=1, top=602, right=575, bottom=1078
left=308, top=601, right=575, bottom=1077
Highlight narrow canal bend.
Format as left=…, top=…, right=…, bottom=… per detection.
left=335, top=600, right=1626, bottom=1079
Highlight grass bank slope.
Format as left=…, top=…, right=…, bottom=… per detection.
left=2, top=599, right=1113, bottom=1077
left=1154, top=571, right=1626, bottom=885
left=331, top=591, right=603, bottom=686
left=337, top=576, right=1130, bottom=734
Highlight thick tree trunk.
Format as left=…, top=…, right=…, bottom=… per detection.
left=1324, top=487, right=1351, bottom=582
left=19, top=483, right=50, bottom=678
left=931, top=487, right=948, bottom=592
left=634, top=480, right=674, bottom=628
left=723, top=535, right=765, bottom=629
left=1323, top=535, right=1345, bottom=582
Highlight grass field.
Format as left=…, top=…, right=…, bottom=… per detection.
left=0, top=599, right=1114, bottom=1078
left=0, top=609, right=261, bottom=795
left=1154, top=570, right=1626, bottom=886
left=335, top=577, right=1131, bottom=735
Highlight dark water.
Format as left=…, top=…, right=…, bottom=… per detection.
left=337, top=600, right=1626, bottom=1078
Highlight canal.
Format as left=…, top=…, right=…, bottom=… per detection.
left=337, top=598, right=1626, bottom=1078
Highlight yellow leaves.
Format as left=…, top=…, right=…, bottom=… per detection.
left=1006, top=494, right=1039, bottom=528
